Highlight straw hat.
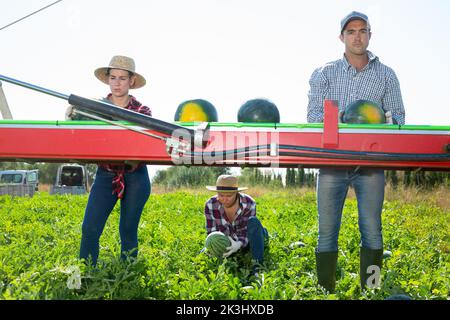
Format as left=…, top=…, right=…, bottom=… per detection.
left=206, top=175, right=248, bottom=192
left=94, top=55, right=146, bottom=89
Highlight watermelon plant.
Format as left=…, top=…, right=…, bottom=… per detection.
left=0, top=188, right=448, bottom=300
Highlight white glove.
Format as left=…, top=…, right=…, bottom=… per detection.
left=223, top=236, right=243, bottom=258
left=385, top=111, right=393, bottom=124
left=65, top=105, right=76, bottom=120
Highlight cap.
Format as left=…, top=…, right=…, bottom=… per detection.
left=340, top=11, right=370, bottom=34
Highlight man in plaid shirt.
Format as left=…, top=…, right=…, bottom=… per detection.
left=307, top=11, right=405, bottom=293
left=205, top=175, right=268, bottom=276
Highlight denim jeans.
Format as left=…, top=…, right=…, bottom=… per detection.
left=247, top=216, right=269, bottom=264
left=79, top=165, right=151, bottom=265
left=316, top=168, right=384, bottom=253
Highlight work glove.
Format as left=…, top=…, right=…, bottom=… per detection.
left=385, top=111, right=393, bottom=124
left=223, top=236, right=243, bottom=258
left=65, top=105, right=76, bottom=120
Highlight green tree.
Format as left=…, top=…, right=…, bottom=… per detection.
left=152, top=166, right=230, bottom=188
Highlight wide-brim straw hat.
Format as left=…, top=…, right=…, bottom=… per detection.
left=206, top=175, right=248, bottom=192
left=94, top=55, right=146, bottom=89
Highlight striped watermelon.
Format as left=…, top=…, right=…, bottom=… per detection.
left=237, top=98, right=280, bottom=123
left=205, top=231, right=231, bottom=258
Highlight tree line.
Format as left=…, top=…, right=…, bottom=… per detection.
left=1, top=162, right=448, bottom=190
left=152, top=166, right=449, bottom=190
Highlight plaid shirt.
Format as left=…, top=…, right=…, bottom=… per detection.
left=111, top=94, right=152, bottom=117
left=307, top=51, right=405, bottom=125
left=99, top=94, right=151, bottom=198
left=204, top=193, right=256, bottom=247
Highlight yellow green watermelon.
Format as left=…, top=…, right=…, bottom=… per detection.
left=237, top=98, right=280, bottom=123
left=174, top=99, right=218, bottom=122
left=342, top=100, right=386, bottom=124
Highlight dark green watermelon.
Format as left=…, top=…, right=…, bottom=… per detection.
left=342, top=100, right=386, bottom=124
left=174, top=99, right=218, bottom=122
left=237, top=98, right=280, bottom=123
left=385, top=294, right=412, bottom=300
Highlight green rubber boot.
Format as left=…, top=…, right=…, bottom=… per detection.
left=360, top=247, right=383, bottom=290
left=315, top=250, right=338, bottom=293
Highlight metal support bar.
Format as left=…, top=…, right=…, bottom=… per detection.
left=0, top=81, right=13, bottom=119
left=0, top=73, right=210, bottom=148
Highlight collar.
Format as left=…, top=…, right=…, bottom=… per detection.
left=106, top=94, right=137, bottom=107
left=342, top=50, right=378, bottom=71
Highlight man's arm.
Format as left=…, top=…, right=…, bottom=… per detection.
left=204, top=200, right=217, bottom=234
left=307, top=68, right=328, bottom=123
left=383, top=70, right=405, bottom=125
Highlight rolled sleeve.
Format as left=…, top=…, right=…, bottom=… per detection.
left=204, top=201, right=217, bottom=234
left=383, top=71, right=405, bottom=125
left=307, top=68, right=327, bottom=123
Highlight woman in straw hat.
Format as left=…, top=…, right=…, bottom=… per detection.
left=72, top=55, right=152, bottom=266
left=205, top=175, right=269, bottom=276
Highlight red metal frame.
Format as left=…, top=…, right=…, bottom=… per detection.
left=0, top=121, right=449, bottom=171
left=1, top=102, right=449, bottom=170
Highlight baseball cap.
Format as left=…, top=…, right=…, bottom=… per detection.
left=340, top=11, right=370, bottom=34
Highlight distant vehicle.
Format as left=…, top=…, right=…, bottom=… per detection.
left=0, top=169, right=39, bottom=197
left=50, top=164, right=88, bottom=195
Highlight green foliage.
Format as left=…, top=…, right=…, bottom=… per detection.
left=152, top=166, right=230, bottom=189
left=239, top=168, right=316, bottom=188
left=0, top=190, right=448, bottom=300
left=385, top=170, right=450, bottom=189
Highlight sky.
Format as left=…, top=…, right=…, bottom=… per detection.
left=1, top=0, right=450, bottom=178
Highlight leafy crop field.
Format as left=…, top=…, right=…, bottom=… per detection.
left=0, top=189, right=448, bottom=300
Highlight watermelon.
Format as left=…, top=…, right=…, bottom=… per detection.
left=174, top=99, right=218, bottom=122
left=385, top=294, right=412, bottom=300
left=342, top=100, right=386, bottom=124
left=205, top=231, right=231, bottom=258
left=237, top=98, right=280, bottom=123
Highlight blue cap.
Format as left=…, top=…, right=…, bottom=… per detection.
left=340, top=11, right=370, bottom=34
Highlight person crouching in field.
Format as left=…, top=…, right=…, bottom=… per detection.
left=66, top=55, right=152, bottom=266
left=204, top=175, right=268, bottom=277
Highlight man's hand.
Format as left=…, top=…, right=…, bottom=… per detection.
left=338, top=110, right=344, bottom=123
left=385, top=111, right=393, bottom=124
left=223, top=236, right=242, bottom=258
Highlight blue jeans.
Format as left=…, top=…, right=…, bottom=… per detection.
left=316, top=168, right=384, bottom=253
left=79, top=165, right=151, bottom=265
left=247, top=216, right=269, bottom=264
